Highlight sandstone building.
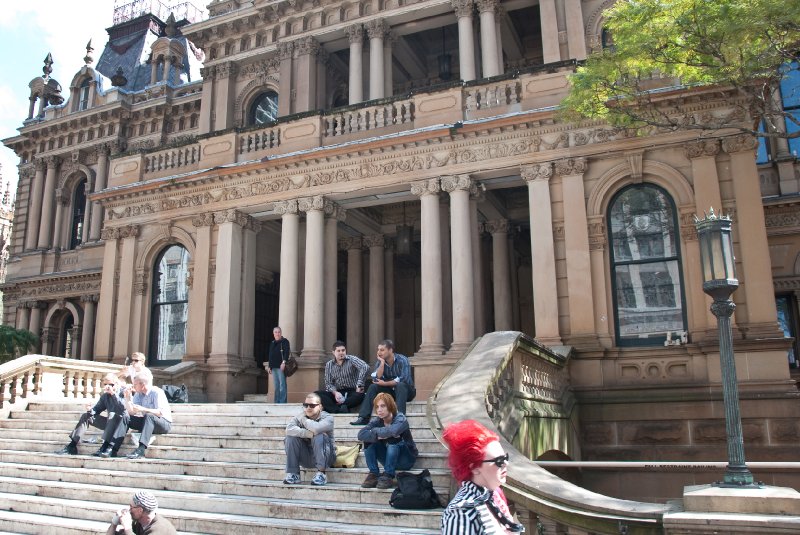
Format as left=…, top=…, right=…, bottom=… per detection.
left=2, top=0, right=800, bottom=467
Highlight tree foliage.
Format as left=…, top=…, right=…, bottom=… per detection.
left=0, top=325, right=38, bottom=365
left=562, top=0, right=800, bottom=139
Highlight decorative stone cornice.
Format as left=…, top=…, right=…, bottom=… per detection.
left=451, top=0, right=475, bottom=18
left=721, top=134, right=758, bottom=154
left=338, top=236, right=363, bottom=251
left=684, top=139, right=720, bottom=159
left=554, top=157, right=587, bottom=177
left=274, top=199, right=299, bottom=216
left=345, top=24, right=364, bottom=44
left=484, top=219, right=510, bottom=234
left=441, top=174, right=474, bottom=193
left=365, top=19, right=389, bottom=40
left=363, top=234, right=385, bottom=248
left=298, top=195, right=325, bottom=212
left=411, top=178, right=440, bottom=197
left=521, top=163, right=553, bottom=183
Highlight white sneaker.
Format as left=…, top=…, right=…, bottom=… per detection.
left=283, top=473, right=301, bottom=485
left=311, top=471, right=327, bottom=486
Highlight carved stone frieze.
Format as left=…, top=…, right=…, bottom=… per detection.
left=554, top=157, right=587, bottom=177
left=521, top=163, right=553, bottom=183
left=765, top=207, right=800, bottom=229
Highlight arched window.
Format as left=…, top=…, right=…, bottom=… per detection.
left=149, top=245, right=190, bottom=364
left=608, top=184, right=686, bottom=346
left=249, top=90, right=279, bottom=125
left=78, top=79, right=91, bottom=111
left=69, top=179, right=87, bottom=249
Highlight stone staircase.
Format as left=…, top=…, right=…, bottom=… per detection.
left=0, top=397, right=448, bottom=534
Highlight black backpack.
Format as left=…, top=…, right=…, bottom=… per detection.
left=389, top=469, right=442, bottom=509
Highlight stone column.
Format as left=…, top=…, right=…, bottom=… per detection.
left=452, top=0, right=477, bottom=81
left=164, top=56, right=173, bottom=84
left=383, top=32, right=394, bottom=97
left=299, top=196, right=327, bottom=359
left=470, top=192, right=486, bottom=335
left=112, top=225, right=140, bottom=361
left=365, top=234, right=385, bottom=355
left=486, top=219, right=512, bottom=330
left=722, top=135, right=782, bottom=334
left=277, top=42, right=294, bottom=117
left=150, top=59, right=158, bottom=85
left=81, top=187, right=92, bottom=245
left=212, top=62, right=238, bottom=130
left=588, top=217, right=613, bottom=346
left=186, top=213, right=214, bottom=361
left=25, top=160, right=46, bottom=251
left=366, top=19, right=388, bottom=100
left=95, top=228, right=121, bottom=361
left=16, top=304, right=31, bottom=332
left=346, top=24, right=365, bottom=104
left=38, top=156, right=60, bottom=249
left=494, top=6, right=504, bottom=72
left=90, top=144, right=110, bottom=241
left=539, top=0, right=561, bottom=63
left=324, top=203, right=344, bottom=349
left=28, top=301, right=44, bottom=344
left=442, top=175, right=476, bottom=352
left=522, top=164, right=561, bottom=344
left=340, top=237, right=363, bottom=357
left=52, top=188, right=68, bottom=250
left=564, top=0, right=587, bottom=60
left=557, top=158, right=596, bottom=343
left=476, top=0, right=500, bottom=78
left=384, top=239, right=395, bottom=341
left=240, top=216, right=260, bottom=367
left=294, top=37, right=320, bottom=112
left=80, top=294, right=98, bottom=360
left=275, top=200, right=300, bottom=352
left=440, top=196, right=453, bottom=347
left=412, top=179, right=445, bottom=355
left=41, top=328, right=56, bottom=357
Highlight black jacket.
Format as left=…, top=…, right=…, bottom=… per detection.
left=268, top=337, right=291, bottom=369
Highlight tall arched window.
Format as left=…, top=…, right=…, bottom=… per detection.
left=608, top=184, right=686, bottom=346
left=149, top=245, right=190, bottom=364
left=249, top=90, right=279, bottom=125
left=78, top=79, right=91, bottom=111
left=69, top=179, right=87, bottom=249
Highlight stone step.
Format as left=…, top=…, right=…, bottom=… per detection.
left=0, top=477, right=443, bottom=531
left=0, top=462, right=451, bottom=505
left=0, top=450, right=452, bottom=486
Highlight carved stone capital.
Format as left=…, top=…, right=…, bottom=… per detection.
left=588, top=219, right=607, bottom=251
left=18, top=165, right=35, bottom=180
left=411, top=178, right=441, bottom=197
left=721, top=134, right=758, bottom=154
left=216, top=61, right=239, bottom=79
left=213, top=209, right=259, bottom=231
left=34, top=159, right=46, bottom=172
left=451, top=0, right=475, bottom=18
left=475, top=0, right=499, bottom=13
left=118, top=225, right=140, bottom=239
left=363, top=234, right=385, bottom=248
left=521, top=163, right=553, bottom=183
left=365, top=19, right=389, bottom=40
left=338, top=237, right=363, bottom=251
left=134, top=269, right=148, bottom=296
left=298, top=195, right=325, bottom=212
left=55, top=188, right=69, bottom=205
left=484, top=219, right=510, bottom=234
left=100, top=228, right=119, bottom=240
left=95, top=143, right=112, bottom=159
left=80, top=293, right=99, bottom=304
left=191, top=213, right=215, bottom=227
left=440, top=174, right=474, bottom=193
left=345, top=24, right=364, bottom=44
left=554, top=157, right=587, bottom=177
left=710, top=299, right=736, bottom=318
left=684, top=139, right=720, bottom=159
left=44, top=156, right=62, bottom=169
left=295, top=36, right=320, bottom=57
left=277, top=41, right=295, bottom=60
left=274, top=199, right=299, bottom=216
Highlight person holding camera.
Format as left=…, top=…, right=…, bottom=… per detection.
left=54, top=372, right=129, bottom=457
left=106, top=490, right=176, bottom=535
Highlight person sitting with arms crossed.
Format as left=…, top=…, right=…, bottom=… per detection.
left=283, top=392, right=336, bottom=486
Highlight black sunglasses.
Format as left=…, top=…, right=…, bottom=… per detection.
left=302, top=403, right=319, bottom=408
left=481, top=453, right=510, bottom=468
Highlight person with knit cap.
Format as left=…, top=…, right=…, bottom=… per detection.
left=106, top=490, right=176, bottom=534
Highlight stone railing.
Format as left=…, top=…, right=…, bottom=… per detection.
left=323, top=97, right=414, bottom=139
left=464, top=79, right=522, bottom=111
left=429, top=332, right=675, bottom=534
left=0, top=355, right=121, bottom=416
left=144, top=144, right=201, bottom=174
left=239, top=125, right=281, bottom=156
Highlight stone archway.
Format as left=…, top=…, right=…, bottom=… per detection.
left=42, top=300, right=83, bottom=358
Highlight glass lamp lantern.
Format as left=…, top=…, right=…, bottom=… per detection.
left=695, top=208, right=738, bottom=300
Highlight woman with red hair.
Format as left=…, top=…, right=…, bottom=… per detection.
left=440, top=420, right=524, bottom=534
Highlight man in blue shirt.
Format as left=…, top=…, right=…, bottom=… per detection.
left=351, top=339, right=416, bottom=426
left=122, top=368, right=172, bottom=459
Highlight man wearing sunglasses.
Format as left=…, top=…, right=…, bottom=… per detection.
left=283, top=392, right=336, bottom=486
left=118, top=352, right=148, bottom=383
left=55, top=372, right=128, bottom=457
left=106, top=490, right=176, bottom=534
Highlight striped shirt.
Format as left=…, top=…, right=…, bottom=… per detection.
left=324, top=354, right=369, bottom=391
left=441, top=481, right=524, bottom=535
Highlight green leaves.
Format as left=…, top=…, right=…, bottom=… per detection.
left=0, top=325, right=38, bottom=365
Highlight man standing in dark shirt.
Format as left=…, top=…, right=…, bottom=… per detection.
left=265, top=326, right=290, bottom=403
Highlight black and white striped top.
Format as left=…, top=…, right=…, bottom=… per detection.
left=441, top=481, right=524, bottom=535
left=324, top=354, right=369, bottom=391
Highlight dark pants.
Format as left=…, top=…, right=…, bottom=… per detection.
left=69, top=411, right=128, bottom=450
left=126, top=414, right=172, bottom=448
left=357, top=382, right=416, bottom=418
left=315, top=388, right=365, bottom=413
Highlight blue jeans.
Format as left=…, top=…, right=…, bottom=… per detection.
left=364, top=440, right=416, bottom=477
left=272, top=368, right=287, bottom=403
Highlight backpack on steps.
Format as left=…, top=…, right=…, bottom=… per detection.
left=389, top=469, right=442, bottom=509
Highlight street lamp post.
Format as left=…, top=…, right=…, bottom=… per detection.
left=694, top=208, right=759, bottom=488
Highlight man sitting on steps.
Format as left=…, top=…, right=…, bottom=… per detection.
left=122, top=368, right=173, bottom=460
left=55, top=372, right=129, bottom=457
left=283, top=392, right=336, bottom=486
left=351, top=339, right=416, bottom=426
left=106, top=490, right=176, bottom=535
left=315, top=340, right=369, bottom=414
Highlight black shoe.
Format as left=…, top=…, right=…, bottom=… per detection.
left=55, top=444, right=78, bottom=455
left=92, top=446, right=111, bottom=457
left=350, top=416, right=370, bottom=426
left=126, top=445, right=147, bottom=459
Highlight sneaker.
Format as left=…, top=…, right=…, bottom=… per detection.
left=311, top=471, right=327, bottom=486
left=350, top=416, right=370, bottom=426
left=283, top=473, right=301, bottom=485
left=361, top=472, right=379, bottom=488
left=55, top=444, right=78, bottom=455
left=376, top=474, right=397, bottom=489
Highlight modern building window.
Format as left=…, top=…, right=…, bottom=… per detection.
left=149, top=244, right=190, bottom=365
left=780, top=62, right=800, bottom=156
left=69, top=179, right=87, bottom=249
left=78, top=79, right=91, bottom=111
left=249, top=90, right=279, bottom=125
left=608, top=184, right=686, bottom=346
left=776, top=294, right=799, bottom=370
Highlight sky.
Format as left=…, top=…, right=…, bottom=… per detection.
left=0, top=0, right=113, bottom=199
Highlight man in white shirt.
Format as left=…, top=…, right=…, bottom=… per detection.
left=122, top=368, right=172, bottom=459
